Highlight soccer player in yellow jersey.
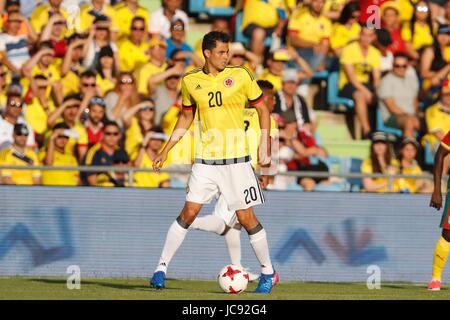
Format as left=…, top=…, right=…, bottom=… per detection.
left=150, top=31, right=277, bottom=294
left=428, top=131, right=450, bottom=290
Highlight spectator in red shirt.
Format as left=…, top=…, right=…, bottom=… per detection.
left=381, top=2, right=407, bottom=55
left=85, top=96, right=106, bottom=147
left=39, top=13, right=68, bottom=59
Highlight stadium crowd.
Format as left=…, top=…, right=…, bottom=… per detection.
left=0, top=0, right=448, bottom=193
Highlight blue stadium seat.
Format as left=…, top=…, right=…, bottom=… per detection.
left=376, top=108, right=402, bottom=137
left=339, top=157, right=363, bottom=192
left=313, top=70, right=329, bottom=80
left=326, top=71, right=354, bottom=109
left=234, top=11, right=272, bottom=47
left=189, top=0, right=234, bottom=17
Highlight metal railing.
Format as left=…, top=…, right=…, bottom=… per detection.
left=0, top=165, right=444, bottom=192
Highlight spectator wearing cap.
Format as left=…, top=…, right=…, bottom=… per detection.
left=422, top=79, right=450, bottom=153
left=114, top=0, right=149, bottom=41
left=39, top=13, right=69, bottom=59
left=229, top=42, right=261, bottom=73
left=39, top=122, right=79, bottom=186
left=135, top=36, right=170, bottom=96
left=339, top=25, right=381, bottom=138
left=95, top=46, right=117, bottom=96
left=420, top=24, right=450, bottom=105
left=361, top=131, right=400, bottom=193
left=118, top=16, right=150, bottom=72
left=380, top=1, right=408, bottom=56
left=79, top=0, right=118, bottom=34
left=0, top=9, right=33, bottom=75
left=274, top=69, right=315, bottom=135
left=85, top=96, right=106, bottom=147
left=241, top=0, right=286, bottom=57
left=166, top=18, right=202, bottom=67
left=379, top=52, right=421, bottom=138
left=149, top=0, right=189, bottom=39
left=96, top=149, right=132, bottom=187
left=82, top=120, right=123, bottom=186
left=287, top=0, right=331, bottom=74
left=0, top=0, right=38, bottom=39
left=22, top=41, right=63, bottom=106
left=123, top=97, right=156, bottom=155
left=83, top=16, right=119, bottom=71
left=47, top=94, right=88, bottom=162
left=132, top=128, right=171, bottom=188
left=258, top=48, right=313, bottom=92
left=104, top=72, right=140, bottom=128
left=0, top=123, right=40, bottom=185
left=30, top=0, right=69, bottom=35
left=396, top=137, right=433, bottom=194
left=60, top=33, right=89, bottom=97
left=0, top=90, right=35, bottom=150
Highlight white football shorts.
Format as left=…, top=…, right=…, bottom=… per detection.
left=186, top=161, right=265, bottom=213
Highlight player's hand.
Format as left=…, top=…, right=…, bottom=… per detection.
left=430, top=191, right=442, bottom=210
left=153, top=152, right=167, bottom=172
left=258, top=141, right=271, bottom=167
left=260, top=175, right=269, bottom=189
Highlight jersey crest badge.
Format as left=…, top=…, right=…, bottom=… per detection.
left=224, top=77, right=234, bottom=88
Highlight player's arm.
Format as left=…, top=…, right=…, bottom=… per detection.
left=430, top=144, right=450, bottom=210
left=153, top=106, right=195, bottom=172
left=253, top=100, right=271, bottom=166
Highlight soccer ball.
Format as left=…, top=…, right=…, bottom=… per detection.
left=217, top=264, right=249, bottom=294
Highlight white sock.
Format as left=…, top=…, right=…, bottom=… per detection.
left=225, top=226, right=242, bottom=267
left=189, top=215, right=226, bottom=235
left=249, top=228, right=274, bottom=275
left=155, top=220, right=188, bottom=273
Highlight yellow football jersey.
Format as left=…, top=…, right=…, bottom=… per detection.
left=181, top=66, right=263, bottom=163
left=243, top=108, right=278, bottom=168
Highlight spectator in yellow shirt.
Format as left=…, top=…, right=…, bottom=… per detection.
left=422, top=80, right=450, bottom=152
left=0, top=123, right=41, bottom=185
left=95, top=46, right=117, bottom=96
left=396, top=137, right=433, bottom=194
left=30, top=0, right=69, bottom=35
left=288, top=0, right=332, bottom=73
left=402, top=1, right=434, bottom=62
left=79, top=0, right=118, bottom=34
left=241, top=0, right=287, bottom=57
left=135, top=36, right=169, bottom=95
left=60, top=33, right=89, bottom=97
left=114, top=0, right=149, bottom=41
left=339, top=26, right=381, bottom=138
left=330, top=1, right=361, bottom=57
left=132, top=128, right=171, bottom=188
left=118, top=16, right=150, bottom=72
left=361, top=131, right=399, bottom=193
left=40, top=122, right=79, bottom=186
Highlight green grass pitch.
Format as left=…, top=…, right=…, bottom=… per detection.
left=0, top=277, right=449, bottom=299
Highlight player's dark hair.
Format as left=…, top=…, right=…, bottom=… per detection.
left=257, top=80, right=274, bottom=91
left=202, top=31, right=230, bottom=59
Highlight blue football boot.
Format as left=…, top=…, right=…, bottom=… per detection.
left=150, top=271, right=166, bottom=289
left=254, top=271, right=277, bottom=294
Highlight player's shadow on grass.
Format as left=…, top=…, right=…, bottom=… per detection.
left=27, top=278, right=182, bottom=291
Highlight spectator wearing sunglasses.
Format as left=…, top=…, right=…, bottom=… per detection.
left=402, top=1, right=434, bottom=62
left=118, top=16, right=150, bottom=72
left=30, top=0, right=69, bottom=35
left=123, top=97, right=156, bottom=156
left=0, top=89, right=35, bottom=150
left=60, top=33, right=89, bottom=97
left=165, top=19, right=202, bottom=67
left=114, top=0, right=149, bottom=41
left=378, top=52, right=421, bottom=138
left=0, top=123, right=41, bottom=185
left=149, top=0, right=189, bottom=39
left=0, top=0, right=38, bottom=40
left=40, top=122, right=79, bottom=186
left=104, top=72, right=140, bottom=128
left=82, top=120, right=122, bottom=186
left=96, top=149, right=132, bottom=187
